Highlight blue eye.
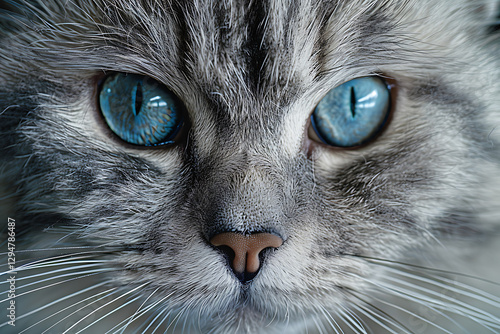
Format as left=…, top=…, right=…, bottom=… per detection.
left=310, top=76, right=390, bottom=147
left=99, top=73, right=184, bottom=146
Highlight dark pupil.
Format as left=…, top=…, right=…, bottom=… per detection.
left=350, top=86, right=356, bottom=118
left=133, top=82, right=143, bottom=116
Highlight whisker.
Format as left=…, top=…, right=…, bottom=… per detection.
left=75, top=294, right=144, bottom=334
left=381, top=274, right=500, bottom=326
left=353, top=255, right=500, bottom=287
left=344, top=289, right=413, bottom=334
left=115, top=287, right=160, bottom=334
left=350, top=286, right=461, bottom=334
left=318, top=305, right=343, bottom=334
left=1, top=261, right=111, bottom=290
left=311, top=315, right=328, bottom=334
left=367, top=259, right=500, bottom=306
left=17, top=283, right=113, bottom=333
left=337, top=304, right=369, bottom=334
left=154, top=305, right=183, bottom=334
left=348, top=302, right=409, bottom=334
left=0, top=254, right=91, bottom=272
left=1, top=268, right=115, bottom=302
left=374, top=272, right=500, bottom=329
left=264, top=301, right=279, bottom=328
left=0, top=251, right=119, bottom=273
left=346, top=270, right=500, bottom=332
left=0, top=245, right=123, bottom=256
left=41, top=288, right=120, bottom=334
left=181, top=304, right=191, bottom=334
left=62, top=282, right=150, bottom=334
left=139, top=305, right=173, bottom=334
left=107, top=288, right=176, bottom=333
left=6, top=257, right=110, bottom=272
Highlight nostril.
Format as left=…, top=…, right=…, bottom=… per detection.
left=213, top=246, right=258, bottom=283
left=213, top=245, right=235, bottom=270
left=210, top=232, right=283, bottom=284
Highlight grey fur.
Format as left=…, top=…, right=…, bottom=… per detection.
left=1, top=0, right=500, bottom=333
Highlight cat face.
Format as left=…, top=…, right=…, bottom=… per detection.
left=1, top=0, right=500, bottom=333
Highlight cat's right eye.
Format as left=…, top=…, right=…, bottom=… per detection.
left=99, top=73, right=185, bottom=146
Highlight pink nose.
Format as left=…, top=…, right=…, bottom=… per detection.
left=210, top=232, right=283, bottom=280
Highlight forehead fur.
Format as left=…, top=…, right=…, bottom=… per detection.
left=1, top=0, right=495, bottom=99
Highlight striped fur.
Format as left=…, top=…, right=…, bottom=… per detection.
left=1, top=0, right=500, bottom=333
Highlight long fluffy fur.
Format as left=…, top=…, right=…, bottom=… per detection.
left=1, top=0, right=500, bottom=333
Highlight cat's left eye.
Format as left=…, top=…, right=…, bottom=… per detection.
left=99, top=73, right=185, bottom=146
left=310, top=76, right=390, bottom=148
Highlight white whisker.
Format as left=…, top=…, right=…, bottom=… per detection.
left=2, top=252, right=115, bottom=275
left=2, top=261, right=110, bottom=289
left=337, top=304, right=369, bottom=334
left=348, top=302, right=410, bottom=334
left=140, top=305, right=173, bottom=334
left=75, top=294, right=144, bottom=333
left=116, top=287, right=160, bottom=334
left=381, top=274, right=500, bottom=326
left=346, top=270, right=500, bottom=332
left=372, top=260, right=500, bottom=307
left=0, top=269, right=114, bottom=303
left=0, top=245, right=119, bottom=256
left=350, top=286, right=461, bottom=333
left=18, top=283, right=113, bottom=333
left=357, top=256, right=500, bottom=287
left=154, top=306, right=183, bottom=334
left=311, top=315, right=327, bottom=334
left=62, top=282, right=149, bottom=333
left=107, top=288, right=177, bottom=333
left=345, top=290, right=413, bottom=334
left=318, top=305, right=343, bottom=334
left=41, top=288, right=120, bottom=334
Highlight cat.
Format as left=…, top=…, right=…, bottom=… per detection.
left=1, top=0, right=500, bottom=333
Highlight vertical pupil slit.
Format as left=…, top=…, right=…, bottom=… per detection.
left=133, top=81, right=143, bottom=116
left=350, top=86, right=356, bottom=118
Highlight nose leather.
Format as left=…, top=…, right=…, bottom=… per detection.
left=210, top=232, right=283, bottom=274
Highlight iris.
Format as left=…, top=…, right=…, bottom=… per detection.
left=99, top=73, right=184, bottom=146
left=311, top=76, right=390, bottom=147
